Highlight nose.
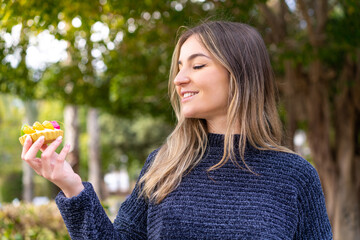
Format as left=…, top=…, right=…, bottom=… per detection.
left=174, top=69, right=190, bottom=86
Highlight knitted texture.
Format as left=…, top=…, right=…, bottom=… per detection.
left=56, top=133, right=333, bottom=239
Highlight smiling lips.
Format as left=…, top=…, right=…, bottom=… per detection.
left=181, top=91, right=199, bottom=102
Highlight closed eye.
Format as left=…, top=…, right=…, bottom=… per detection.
left=193, top=64, right=206, bottom=70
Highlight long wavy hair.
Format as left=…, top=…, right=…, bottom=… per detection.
left=139, top=21, right=292, bottom=204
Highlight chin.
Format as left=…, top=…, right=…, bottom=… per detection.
left=182, top=112, right=203, bottom=119
left=181, top=107, right=205, bottom=119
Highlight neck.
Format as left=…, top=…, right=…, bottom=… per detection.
left=206, top=118, right=240, bottom=134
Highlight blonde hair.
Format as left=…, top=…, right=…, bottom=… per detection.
left=139, top=21, right=292, bottom=204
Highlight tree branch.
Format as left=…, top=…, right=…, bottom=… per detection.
left=297, top=0, right=316, bottom=46
left=353, top=49, right=360, bottom=111
left=315, top=0, right=328, bottom=41
left=258, top=2, right=286, bottom=43
left=279, top=0, right=287, bottom=35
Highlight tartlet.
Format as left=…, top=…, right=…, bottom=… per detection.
left=19, top=121, right=63, bottom=145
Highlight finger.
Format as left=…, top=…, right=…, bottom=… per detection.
left=53, top=143, right=71, bottom=176
left=41, top=137, right=63, bottom=177
left=21, top=135, right=33, bottom=159
left=21, top=138, right=44, bottom=177
left=41, top=136, right=63, bottom=158
left=23, top=136, right=45, bottom=163
left=58, top=143, right=71, bottom=161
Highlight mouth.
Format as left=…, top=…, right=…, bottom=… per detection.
left=181, top=91, right=199, bottom=102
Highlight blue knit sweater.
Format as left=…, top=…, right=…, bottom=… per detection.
left=56, top=134, right=333, bottom=239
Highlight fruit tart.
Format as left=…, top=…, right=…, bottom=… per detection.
left=19, top=121, right=64, bottom=145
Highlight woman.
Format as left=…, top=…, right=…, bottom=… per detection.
left=21, top=21, right=333, bottom=239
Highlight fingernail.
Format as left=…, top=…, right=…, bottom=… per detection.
left=57, top=136, right=63, bottom=141
left=26, top=135, right=31, bottom=141
left=39, top=136, right=45, bottom=141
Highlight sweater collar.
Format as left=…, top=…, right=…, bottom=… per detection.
left=207, top=133, right=242, bottom=148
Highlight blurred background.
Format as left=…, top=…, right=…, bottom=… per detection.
left=0, top=0, right=359, bottom=239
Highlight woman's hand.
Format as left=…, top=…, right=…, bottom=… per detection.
left=21, top=135, right=84, bottom=198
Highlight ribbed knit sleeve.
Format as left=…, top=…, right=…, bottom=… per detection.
left=55, top=149, right=157, bottom=240
left=56, top=182, right=120, bottom=239
left=294, top=167, right=333, bottom=240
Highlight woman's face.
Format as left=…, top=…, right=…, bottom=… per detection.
left=174, top=35, right=230, bottom=125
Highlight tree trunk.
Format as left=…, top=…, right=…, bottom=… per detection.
left=305, top=59, right=338, bottom=223
left=281, top=60, right=307, bottom=150
left=332, top=55, right=360, bottom=240
left=304, top=56, right=360, bottom=239
left=22, top=100, right=38, bottom=202
left=64, top=105, right=80, bottom=174
left=87, top=108, right=103, bottom=199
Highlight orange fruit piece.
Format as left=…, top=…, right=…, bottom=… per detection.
left=23, top=125, right=36, bottom=134
left=33, top=121, right=45, bottom=130
left=42, top=121, right=55, bottom=130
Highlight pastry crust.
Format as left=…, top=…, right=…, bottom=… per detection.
left=19, top=130, right=64, bottom=145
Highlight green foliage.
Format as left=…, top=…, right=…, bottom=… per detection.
left=0, top=95, right=24, bottom=170
left=0, top=171, right=22, bottom=203
left=0, top=95, right=24, bottom=202
left=325, top=0, right=360, bottom=71
left=0, top=201, right=70, bottom=239
left=99, top=112, right=173, bottom=181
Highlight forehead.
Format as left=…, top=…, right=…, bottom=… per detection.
left=178, top=35, right=209, bottom=60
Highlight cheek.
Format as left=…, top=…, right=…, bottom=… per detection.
left=204, top=78, right=229, bottom=101
left=211, top=89, right=229, bottom=107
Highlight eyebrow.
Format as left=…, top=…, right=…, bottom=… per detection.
left=177, top=53, right=211, bottom=65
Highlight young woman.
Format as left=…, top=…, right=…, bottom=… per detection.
left=21, top=21, right=333, bottom=239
